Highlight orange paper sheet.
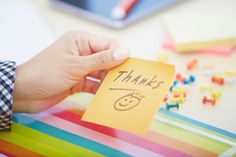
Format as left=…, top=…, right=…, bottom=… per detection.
left=82, top=57, right=175, bottom=135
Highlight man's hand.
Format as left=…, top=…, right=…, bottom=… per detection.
left=13, top=31, right=129, bottom=113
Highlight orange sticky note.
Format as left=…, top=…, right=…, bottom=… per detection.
left=82, top=57, right=175, bottom=135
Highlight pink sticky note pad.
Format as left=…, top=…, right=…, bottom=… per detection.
left=161, top=36, right=235, bottom=56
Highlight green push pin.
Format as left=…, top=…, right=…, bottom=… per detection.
left=166, top=103, right=179, bottom=110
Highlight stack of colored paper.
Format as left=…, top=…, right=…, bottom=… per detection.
left=162, top=9, right=236, bottom=53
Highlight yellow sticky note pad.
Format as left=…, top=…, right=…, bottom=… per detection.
left=82, top=57, right=175, bottom=135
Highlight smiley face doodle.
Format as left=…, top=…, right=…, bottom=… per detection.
left=114, top=92, right=145, bottom=111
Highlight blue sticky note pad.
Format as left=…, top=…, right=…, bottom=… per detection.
left=50, top=0, right=182, bottom=29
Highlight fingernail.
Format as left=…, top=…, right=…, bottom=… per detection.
left=113, top=48, right=129, bottom=60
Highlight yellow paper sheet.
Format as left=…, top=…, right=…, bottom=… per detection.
left=82, top=57, right=175, bottom=135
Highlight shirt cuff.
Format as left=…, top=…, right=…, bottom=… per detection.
left=0, top=61, right=16, bottom=130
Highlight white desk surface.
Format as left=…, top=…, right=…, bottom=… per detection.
left=31, top=0, right=236, bottom=134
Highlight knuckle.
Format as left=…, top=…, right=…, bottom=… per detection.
left=98, top=53, right=109, bottom=67
left=75, top=35, right=86, bottom=48
left=63, top=31, right=84, bottom=40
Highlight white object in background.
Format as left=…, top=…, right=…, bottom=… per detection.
left=0, top=0, right=55, bottom=65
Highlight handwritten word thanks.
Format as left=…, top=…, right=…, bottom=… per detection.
left=113, top=70, right=164, bottom=89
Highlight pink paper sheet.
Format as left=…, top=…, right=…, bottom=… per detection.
left=161, top=36, right=235, bottom=56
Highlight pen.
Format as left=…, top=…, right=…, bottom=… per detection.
left=111, top=0, right=138, bottom=20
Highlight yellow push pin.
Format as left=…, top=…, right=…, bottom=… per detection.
left=172, top=87, right=186, bottom=95
left=211, top=90, right=222, bottom=101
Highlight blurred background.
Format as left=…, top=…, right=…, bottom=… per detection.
left=0, top=0, right=236, bottom=135
left=0, top=0, right=236, bottom=65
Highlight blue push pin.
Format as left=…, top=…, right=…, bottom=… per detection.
left=184, top=75, right=195, bottom=85
left=166, top=103, right=179, bottom=110
left=170, top=80, right=178, bottom=91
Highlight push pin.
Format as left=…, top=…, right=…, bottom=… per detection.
left=184, top=75, right=196, bottom=85
left=200, top=85, right=213, bottom=92
left=202, top=96, right=216, bottom=106
left=171, top=95, right=185, bottom=104
left=170, top=80, right=178, bottom=91
left=176, top=73, right=185, bottom=83
left=176, top=73, right=182, bottom=80
left=174, top=92, right=186, bottom=97
left=187, top=59, right=198, bottom=71
left=211, top=90, right=222, bottom=101
left=172, top=87, right=186, bottom=95
left=163, top=94, right=168, bottom=102
left=166, top=103, right=179, bottom=110
left=211, top=76, right=224, bottom=85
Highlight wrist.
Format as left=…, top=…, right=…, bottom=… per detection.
left=12, top=64, right=31, bottom=112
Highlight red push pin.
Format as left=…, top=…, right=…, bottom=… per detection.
left=176, top=73, right=185, bottom=83
left=163, top=94, right=168, bottom=102
left=187, top=59, right=198, bottom=71
left=176, top=73, right=182, bottom=80
left=202, top=96, right=216, bottom=106
left=211, top=76, right=224, bottom=85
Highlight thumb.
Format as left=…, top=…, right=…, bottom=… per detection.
left=81, top=48, right=129, bottom=73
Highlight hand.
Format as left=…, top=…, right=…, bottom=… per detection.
left=12, top=31, right=129, bottom=113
